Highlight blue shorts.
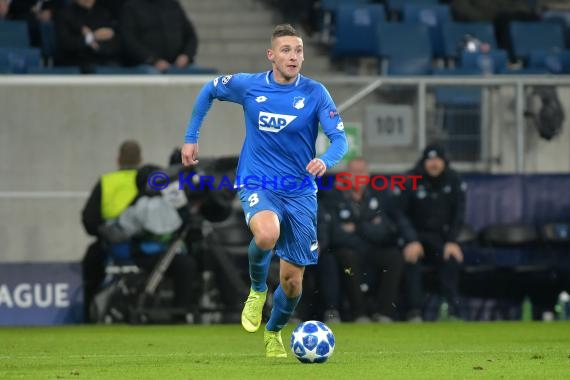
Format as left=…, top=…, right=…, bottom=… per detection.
left=238, top=188, right=318, bottom=266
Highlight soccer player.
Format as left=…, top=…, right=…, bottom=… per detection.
left=181, top=24, right=348, bottom=358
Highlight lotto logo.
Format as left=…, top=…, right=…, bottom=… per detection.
left=258, top=112, right=297, bottom=132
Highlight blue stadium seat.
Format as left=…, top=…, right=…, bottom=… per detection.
left=377, top=23, right=432, bottom=75
left=441, top=22, right=497, bottom=59
left=332, top=4, right=385, bottom=58
left=460, top=50, right=508, bottom=74
left=527, top=50, right=570, bottom=73
left=0, top=20, right=30, bottom=48
left=402, top=4, right=451, bottom=57
left=509, top=21, right=565, bottom=61
left=385, top=0, right=438, bottom=14
left=432, top=68, right=482, bottom=161
left=165, top=65, right=218, bottom=75
left=93, top=65, right=156, bottom=75
left=0, top=47, right=41, bottom=73
left=320, top=0, right=370, bottom=12
left=27, top=66, right=81, bottom=75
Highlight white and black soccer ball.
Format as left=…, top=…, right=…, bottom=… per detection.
left=290, top=320, right=335, bottom=363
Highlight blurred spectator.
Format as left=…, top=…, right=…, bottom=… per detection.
left=96, top=0, right=127, bottom=22
left=82, top=140, right=142, bottom=322
left=396, top=144, right=467, bottom=321
left=121, top=0, right=198, bottom=72
left=0, top=0, right=9, bottom=20
left=451, top=0, right=539, bottom=53
left=55, top=0, right=121, bottom=73
left=4, top=1, right=64, bottom=46
left=318, top=157, right=404, bottom=323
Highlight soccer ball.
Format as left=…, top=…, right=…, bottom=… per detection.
left=290, top=320, right=335, bottom=363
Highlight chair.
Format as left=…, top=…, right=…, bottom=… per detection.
left=432, top=67, right=483, bottom=161
left=527, top=50, right=570, bottom=73
left=460, top=50, right=508, bottom=74
left=27, top=66, right=81, bottom=75
left=0, top=47, right=41, bottom=73
left=0, top=21, right=30, bottom=48
left=385, top=0, right=438, bottom=15
left=441, top=22, right=497, bottom=60
left=164, top=65, right=218, bottom=75
left=377, top=23, right=432, bottom=75
left=402, top=4, right=451, bottom=57
left=331, top=4, right=385, bottom=58
left=509, top=21, right=565, bottom=61
left=92, top=65, right=155, bottom=75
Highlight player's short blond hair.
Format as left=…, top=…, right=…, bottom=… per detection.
left=271, top=24, right=301, bottom=43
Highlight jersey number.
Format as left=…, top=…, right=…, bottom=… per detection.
left=248, top=193, right=259, bottom=207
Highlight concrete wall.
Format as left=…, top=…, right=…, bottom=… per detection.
left=1, top=77, right=569, bottom=262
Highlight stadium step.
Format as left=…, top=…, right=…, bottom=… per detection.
left=181, top=0, right=339, bottom=76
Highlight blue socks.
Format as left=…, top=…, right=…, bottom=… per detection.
left=248, top=239, right=272, bottom=292
left=266, top=285, right=301, bottom=332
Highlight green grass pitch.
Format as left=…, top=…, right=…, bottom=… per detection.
left=1, top=322, right=569, bottom=379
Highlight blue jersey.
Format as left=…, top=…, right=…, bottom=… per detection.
left=185, top=71, right=348, bottom=196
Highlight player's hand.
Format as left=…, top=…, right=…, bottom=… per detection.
left=403, top=241, right=424, bottom=263
left=306, top=158, right=326, bottom=177
left=443, top=242, right=464, bottom=263
left=181, top=143, right=199, bottom=166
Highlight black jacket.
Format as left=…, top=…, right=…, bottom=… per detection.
left=82, top=180, right=103, bottom=237
left=322, top=186, right=401, bottom=251
left=55, top=2, right=120, bottom=68
left=396, top=162, right=466, bottom=244
left=8, top=0, right=64, bottom=20
left=121, top=0, right=198, bottom=65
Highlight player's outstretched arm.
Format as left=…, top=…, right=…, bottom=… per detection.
left=182, top=74, right=247, bottom=166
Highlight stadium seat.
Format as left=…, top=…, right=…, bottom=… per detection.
left=401, top=4, right=451, bottom=57
left=460, top=50, right=508, bottom=74
left=320, top=0, right=370, bottom=12
left=527, top=50, right=570, bottom=73
left=331, top=4, right=385, bottom=58
left=319, top=0, right=371, bottom=44
left=0, top=47, right=41, bottom=73
left=441, top=22, right=497, bottom=60
left=377, top=23, right=432, bottom=75
left=27, top=66, right=81, bottom=75
left=0, top=21, right=30, bottom=48
left=92, top=65, right=156, bottom=75
left=385, top=0, right=438, bottom=15
left=509, top=21, right=565, bottom=61
left=432, top=67, right=482, bottom=162
left=164, top=65, right=218, bottom=75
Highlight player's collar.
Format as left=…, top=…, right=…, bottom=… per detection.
left=265, top=71, right=301, bottom=87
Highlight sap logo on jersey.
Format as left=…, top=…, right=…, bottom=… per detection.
left=258, top=112, right=297, bottom=132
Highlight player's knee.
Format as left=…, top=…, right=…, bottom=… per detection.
left=281, top=276, right=303, bottom=298
left=254, top=231, right=278, bottom=250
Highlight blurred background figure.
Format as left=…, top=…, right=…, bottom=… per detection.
left=121, top=0, right=198, bottom=72
left=81, top=140, right=142, bottom=322
left=396, top=144, right=467, bottom=322
left=318, top=157, right=404, bottom=323
left=55, top=0, right=121, bottom=73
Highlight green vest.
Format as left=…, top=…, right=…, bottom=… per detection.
left=100, top=169, right=138, bottom=220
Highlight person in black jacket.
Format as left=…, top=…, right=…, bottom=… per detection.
left=55, top=0, right=121, bottom=72
left=396, top=144, right=467, bottom=321
left=121, top=0, right=198, bottom=72
left=318, top=157, right=404, bottom=322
